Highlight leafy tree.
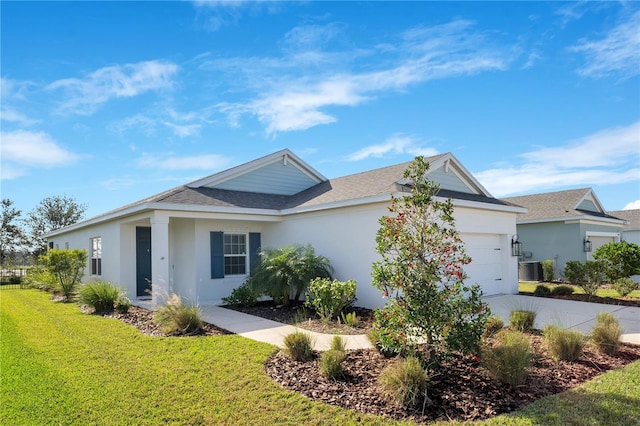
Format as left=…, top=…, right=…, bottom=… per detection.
left=39, top=249, right=87, bottom=301
left=248, top=244, right=333, bottom=306
left=593, top=241, right=640, bottom=282
left=25, top=195, right=87, bottom=257
left=371, top=156, right=490, bottom=365
left=0, top=199, right=26, bottom=266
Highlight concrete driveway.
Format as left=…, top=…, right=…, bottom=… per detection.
left=484, top=294, right=640, bottom=344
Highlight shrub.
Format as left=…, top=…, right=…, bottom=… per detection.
left=613, top=278, right=637, bottom=297
left=114, top=294, right=131, bottom=314
left=590, top=312, right=622, bottom=355
left=551, top=285, right=574, bottom=296
left=340, top=311, right=359, bottom=327
left=8, top=274, right=21, bottom=285
left=154, top=294, right=203, bottom=335
left=283, top=331, right=314, bottom=361
left=582, top=260, right=606, bottom=296
left=482, top=331, right=533, bottom=385
left=305, top=278, right=357, bottom=322
left=248, top=244, right=333, bottom=306
left=534, top=285, right=551, bottom=297
left=371, top=156, right=490, bottom=365
left=379, top=356, right=428, bottom=407
left=541, top=259, right=555, bottom=282
left=78, top=281, right=122, bottom=313
left=564, top=261, right=586, bottom=285
left=38, top=249, right=87, bottom=301
left=222, top=282, right=258, bottom=307
left=544, top=325, right=584, bottom=361
left=483, top=316, right=504, bottom=338
left=320, top=349, right=346, bottom=380
left=593, top=241, right=640, bottom=282
left=330, top=335, right=347, bottom=352
left=371, top=303, right=415, bottom=358
left=23, top=265, right=57, bottom=292
left=510, top=310, right=536, bottom=332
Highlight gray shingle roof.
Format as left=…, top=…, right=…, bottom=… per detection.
left=502, top=188, right=621, bottom=222
left=608, top=209, right=640, bottom=229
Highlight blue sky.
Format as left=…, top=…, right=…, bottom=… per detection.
left=2, top=1, right=639, bottom=220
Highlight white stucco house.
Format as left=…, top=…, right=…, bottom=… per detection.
left=45, top=149, right=525, bottom=308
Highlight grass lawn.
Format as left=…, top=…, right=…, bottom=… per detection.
left=519, top=281, right=640, bottom=299
left=2, top=290, right=639, bottom=425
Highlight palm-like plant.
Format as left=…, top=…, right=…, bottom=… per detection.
left=248, top=244, right=333, bottom=306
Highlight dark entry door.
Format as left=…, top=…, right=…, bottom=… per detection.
left=136, top=227, right=152, bottom=297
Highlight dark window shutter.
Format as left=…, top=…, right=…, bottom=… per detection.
left=249, top=232, right=261, bottom=275
left=210, top=231, right=224, bottom=279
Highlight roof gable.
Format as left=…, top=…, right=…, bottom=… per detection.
left=187, top=149, right=326, bottom=195
left=503, top=188, right=622, bottom=223
left=426, top=154, right=492, bottom=196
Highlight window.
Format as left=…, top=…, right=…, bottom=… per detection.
left=211, top=232, right=261, bottom=279
left=224, top=234, right=246, bottom=275
left=91, top=237, right=102, bottom=276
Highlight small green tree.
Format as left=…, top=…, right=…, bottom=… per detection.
left=371, top=156, right=490, bottom=365
left=541, top=259, right=554, bottom=282
left=248, top=244, right=333, bottom=306
left=593, top=241, right=640, bottom=282
left=39, top=249, right=87, bottom=301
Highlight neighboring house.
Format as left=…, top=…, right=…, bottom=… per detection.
left=46, top=149, right=525, bottom=308
left=608, top=209, right=640, bottom=246
left=503, top=188, right=625, bottom=280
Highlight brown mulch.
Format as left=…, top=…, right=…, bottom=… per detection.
left=265, top=336, right=640, bottom=424
left=103, top=306, right=230, bottom=337
left=227, top=300, right=375, bottom=335
left=519, top=292, right=640, bottom=307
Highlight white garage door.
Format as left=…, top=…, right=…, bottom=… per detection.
left=462, top=233, right=504, bottom=296
left=587, top=235, right=616, bottom=260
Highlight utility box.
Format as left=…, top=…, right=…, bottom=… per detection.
left=519, top=261, right=543, bottom=282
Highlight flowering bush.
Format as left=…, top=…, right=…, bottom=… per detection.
left=371, top=156, right=490, bottom=366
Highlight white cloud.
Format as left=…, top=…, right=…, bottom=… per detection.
left=0, top=107, right=39, bottom=125
left=0, top=130, right=80, bottom=179
left=136, top=153, right=231, bottom=171
left=348, top=135, right=438, bottom=161
left=214, top=19, right=511, bottom=135
left=163, top=122, right=202, bottom=138
left=47, top=60, right=179, bottom=115
left=569, top=11, right=640, bottom=79
left=475, top=122, right=640, bottom=197
left=623, top=200, right=640, bottom=210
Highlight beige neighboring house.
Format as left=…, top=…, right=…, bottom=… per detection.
left=45, top=149, right=525, bottom=308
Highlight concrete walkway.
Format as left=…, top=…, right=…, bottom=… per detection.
left=139, top=295, right=639, bottom=350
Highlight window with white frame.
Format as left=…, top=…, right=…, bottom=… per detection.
left=224, top=233, right=246, bottom=275
left=91, top=237, right=102, bottom=276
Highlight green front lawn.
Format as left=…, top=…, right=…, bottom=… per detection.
left=519, top=281, right=640, bottom=299
left=2, top=290, right=639, bottom=425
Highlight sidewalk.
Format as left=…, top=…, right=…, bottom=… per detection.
left=138, top=295, right=639, bottom=350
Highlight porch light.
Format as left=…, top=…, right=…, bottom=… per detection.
left=583, top=238, right=592, bottom=253
left=511, top=235, right=523, bottom=257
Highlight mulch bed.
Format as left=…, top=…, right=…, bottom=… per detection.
left=265, top=336, right=640, bottom=424
left=519, top=291, right=640, bottom=307
left=104, top=300, right=640, bottom=424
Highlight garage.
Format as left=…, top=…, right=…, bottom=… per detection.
left=462, top=233, right=505, bottom=296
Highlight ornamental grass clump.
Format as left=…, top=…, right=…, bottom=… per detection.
left=78, top=281, right=123, bottom=314
left=544, top=325, right=584, bottom=361
left=154, top=294, right=203, bottom=335
left=483, top=316, right=504, bottom=338
left=510, top=310, right=536, bottom=332
left=379, top=356, right=428, bottom=407
left=551, top=285, right=574, bottom=296
left=320, top=349, right=346, bottom=380
left=482, top=330, right=533, bottom=386
left=283, top=331, right=314, bottom=361
left=590, top=312, right=622, bottom=355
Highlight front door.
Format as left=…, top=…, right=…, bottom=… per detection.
left=136, top=227, right=152, bottom=297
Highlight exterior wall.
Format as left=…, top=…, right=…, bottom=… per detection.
left=267, top=201, right=519, bottom=308
left=46, top=220, right=123, bottom=291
